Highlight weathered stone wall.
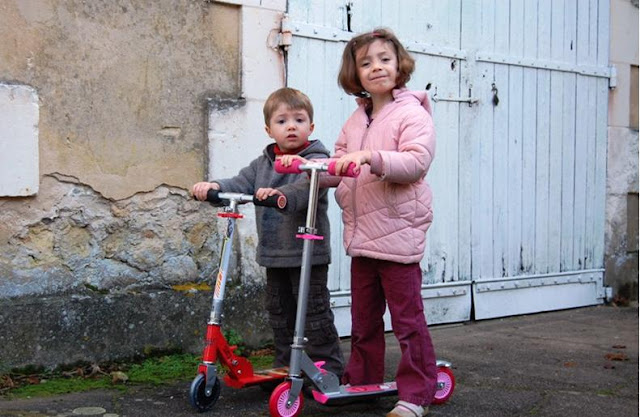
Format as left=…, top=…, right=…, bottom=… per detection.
left=0, top=286, right=270, bottom=374
left=0, top=0, right=274, bottom=370
left=1, top=177, right=214, bottom=297
left=606, top=0, right=639, bottom=302
left=0, top=176, right=271, bottom=371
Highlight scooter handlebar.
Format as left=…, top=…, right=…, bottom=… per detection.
left=204, top=189, right=287, bottom=210
left=274, top=159, right=358, bottom=177
left=274, top=159, right=305, bottom=174
left=204, top=189, right=224, bottom=204
left=327, top=160, right=358, bottom=177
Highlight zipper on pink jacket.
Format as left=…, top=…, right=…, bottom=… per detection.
left=346, top=119, right=372, bottom=254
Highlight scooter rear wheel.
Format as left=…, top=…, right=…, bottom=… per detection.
left=269, top=381, right=304, bottom=417
left=189, top=373, right=221, bottom=412
left=432, top=365, right=455, bottom=404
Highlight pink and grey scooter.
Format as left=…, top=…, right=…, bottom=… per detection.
left=268, top=160, right=455, bottom=417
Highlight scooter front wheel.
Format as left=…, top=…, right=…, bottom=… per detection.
left=432, top=365, right=455, bottom=404
left=269, top=381, right=304, bottom=417
left=189, top=373, right=221, bottom=412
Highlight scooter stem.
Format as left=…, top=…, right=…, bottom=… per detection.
left=288, top=168, right=321, bottom=377
left=210, top=199, right=240, bottom=325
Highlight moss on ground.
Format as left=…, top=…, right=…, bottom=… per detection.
left=1, top=351, right=275, bottom=399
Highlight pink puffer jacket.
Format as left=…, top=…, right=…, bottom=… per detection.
left=334, top=88, right=435, bottom=264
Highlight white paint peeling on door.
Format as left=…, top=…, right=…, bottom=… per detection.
left=460, top=0, right=610, bottom=318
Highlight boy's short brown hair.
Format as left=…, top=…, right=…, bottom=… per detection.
left=338, top=28, right=415, bottom=97
left=263, top=87, right=314, bottom=125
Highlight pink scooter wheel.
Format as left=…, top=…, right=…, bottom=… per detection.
left=269, top=381, right=304, bottom=417
left=432, top=366, right=455, bottom=404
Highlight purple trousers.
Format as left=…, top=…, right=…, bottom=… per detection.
left=342, top=257, right=437, bottom=406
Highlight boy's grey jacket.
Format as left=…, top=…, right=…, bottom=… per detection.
left=214, top=140, right=331, bottom=268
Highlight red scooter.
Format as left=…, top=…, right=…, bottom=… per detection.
left=189, top=189, right=288, bottom=412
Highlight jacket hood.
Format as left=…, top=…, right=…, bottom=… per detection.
left=391, top=88, right=432, bottom=115
left=355, top=88, right=432, bottom=116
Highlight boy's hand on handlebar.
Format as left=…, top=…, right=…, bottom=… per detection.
left=277, top=154, right=308, bottom=167
left=255, top=187, right=283, bottom=201
left=335, top=150, right=372, bottom=175
left=192, top=182, right=220, bottom=201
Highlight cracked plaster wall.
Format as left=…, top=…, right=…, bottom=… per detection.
left=0, top=177, right=270, bottom=370
left=0, top=0, right=273, bottom=369
left=1, top=0, right=239, bottom=199
left=0, top=177, right=222, bottom=298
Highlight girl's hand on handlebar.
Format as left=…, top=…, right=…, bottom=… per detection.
left=192, top=182, right=220, bottom=201
left=335, top=150, right=372, bottom=175
left=277, top=154, right=308, bottom=167
left=255, top=187, right=282, bottom=201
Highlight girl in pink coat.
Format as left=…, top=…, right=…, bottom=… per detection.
left=331, top=28, right=437, bottom=417
left=279, top=27, right=437, bottom=417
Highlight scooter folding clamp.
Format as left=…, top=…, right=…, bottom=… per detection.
left=296, top=226, right=323, bottom=240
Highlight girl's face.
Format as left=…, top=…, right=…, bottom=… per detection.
left=355, top=39, right=399, bottom=98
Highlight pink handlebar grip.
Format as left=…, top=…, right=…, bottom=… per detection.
left=274, top=159, right=359, bottom=177
left=327, top=161, right=358, bottom=177
left=274, top=159, right=303, bottom=174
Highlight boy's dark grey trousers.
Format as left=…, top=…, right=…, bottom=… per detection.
left=265, top=264, right=345, bottom=377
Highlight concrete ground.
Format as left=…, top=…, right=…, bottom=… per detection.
left=0, top=304, right=637, bottom=417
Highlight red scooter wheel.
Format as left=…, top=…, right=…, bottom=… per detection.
left=269, top=381, right=304, bottom=417
left=432, top=366, right=455, bottom=404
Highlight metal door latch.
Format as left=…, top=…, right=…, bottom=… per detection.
left=431, top=87, right=478, bottom=106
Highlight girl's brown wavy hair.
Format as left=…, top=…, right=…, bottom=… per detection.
left=338, top=28, right=415, bottom=97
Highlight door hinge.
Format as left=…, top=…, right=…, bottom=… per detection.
left=268, top=14, right=293, bottom=51
left=278, top=14, right=293, bottom=50
left=608, top=65, right=617, bottom=89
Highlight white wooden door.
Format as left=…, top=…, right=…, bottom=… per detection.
left=460, top=0, right=609, bottom=319
left=283, top=0, right=609, bottom=333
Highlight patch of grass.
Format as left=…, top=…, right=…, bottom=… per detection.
left=127, top=353, right=201, bottom=385
left=9, top=376, right=121, bottom=398
left=223, top=328, right=245, bottom=350
left=247, top=354, right=275, bottom=370
left=2, top=325, right=273, bottom=399
left=1, top=350, right=276, bottom=399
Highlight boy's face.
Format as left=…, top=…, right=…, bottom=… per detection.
left=265, top=103, right=314, bottom=152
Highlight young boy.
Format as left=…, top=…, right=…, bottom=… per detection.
left=192, top=87, right=344, bottom=377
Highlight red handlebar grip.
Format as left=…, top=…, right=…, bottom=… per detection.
left=327, top=161, right=358, bottom=177
left=274, top=159, right=303, bottom=174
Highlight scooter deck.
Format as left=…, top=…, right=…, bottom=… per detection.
left=224, top=367, right=289, bottom=388
left=311, top=381, right=398, bottom=405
